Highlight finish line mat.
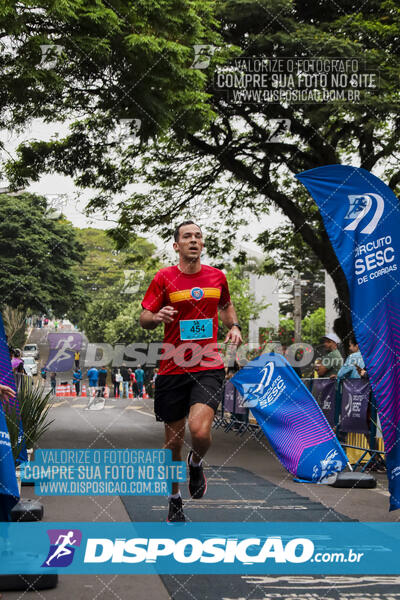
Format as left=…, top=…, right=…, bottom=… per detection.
left=156, top=574, right=400, bottom=600
left=121, top=466, right=354, bottom=523
left=120, top=467, right=400, bottom=600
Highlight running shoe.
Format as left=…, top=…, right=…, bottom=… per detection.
left=187, top=451, right=207, bottom=499
left=167, top=496, right=185, bottom=522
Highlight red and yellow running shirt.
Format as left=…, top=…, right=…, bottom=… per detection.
left=141, top=265, right=231, bottom=375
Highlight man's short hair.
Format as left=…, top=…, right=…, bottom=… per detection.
left=173, top=220, right=202, bottom=242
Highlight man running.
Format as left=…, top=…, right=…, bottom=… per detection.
left=140, top=221, right=242, bottom=522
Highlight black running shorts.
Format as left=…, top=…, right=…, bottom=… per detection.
left=154, top=369, right=225, bottom=423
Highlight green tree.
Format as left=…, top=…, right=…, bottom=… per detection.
left=73, top=227, right=162, bottom=335
left=256, top=225, right=325, bottom=317
left=5, top=1, right=400, bottom=345
left=301, top=308, right=326, bottom=347
left=0, top=193, right=85, bottom=317
left=0, top=0, right=218, bottom=138
left=73, top=228, right=158, bottom=298
left=218, top=265, right=267, bottom=341
left=104, top=302, right=161, bottom=345
left=276, top=317, right=295, bottom=347
left=2, top=305, right=27, bottom=348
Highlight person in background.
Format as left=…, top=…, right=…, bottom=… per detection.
left=50, top=372, right=57, bottom=395
left=135, top=364, right=145, bottom=399
left=151, top=368, right=159, bottom=397
left=111, top=367, right=118, bottom=398
left=11, top=349, right=24, bottom=375
left=74, top=351, right=80, bottom=368
left=129, top=368, right=139, bottom=398
left=120, top=363, right=130, bottom=399
left=86, top=366, right=99, bottom=408
left=40, top=367, right=47, bottom=381
left=315, top=333, right=343, bottom=378
left=97, top=366, right=108, bottom=399
left=332, top=336, right=365, bottom=381
left=72, top=366, right=82, bottom=396
left=313, top=358, right=322, bottom=378
left=115, top=368, right=123, bottom=397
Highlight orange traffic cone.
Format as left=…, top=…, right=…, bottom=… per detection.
left=129, top=385, right=133, bottom=399
left=56, top=385, right=62, bottom=397
left=143, top=385, right=149, bottom=400
left=81, top=384, right=87, bottom=397
left=72, top=385, right=76, bottom=397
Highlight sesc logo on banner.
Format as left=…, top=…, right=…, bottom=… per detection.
left=344, top=193, right=384, bottom=234
left=242, top=361, right=286, bottom=409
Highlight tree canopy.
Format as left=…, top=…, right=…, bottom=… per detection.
left=0, top=193, right=85, bottom=316
left=3, top=0, right=400, bottom=341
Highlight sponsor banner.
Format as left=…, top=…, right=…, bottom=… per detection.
left=223, top=379, right=236, bottom=412
left=0, top=312, right=24, bottom=518
left=0, top=522, right=399, bottom=574
left=311, top=379, right=336, bottom=426
left=45, top=333, right=83, bottom=372
left=231, top=353, right=347, bottom=483
left=341, top=379, right=371, bottom=434
left=297, top=165, right=400, bottom=510
left=0, top=404, right=19, bottom=520
left=20, top=449, right=186, bottom=496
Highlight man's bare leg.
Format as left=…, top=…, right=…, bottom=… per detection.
left=164, top=417, right=185, bottom=495
left=187, top=403, right=215, bottom=464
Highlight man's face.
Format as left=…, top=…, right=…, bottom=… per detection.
left=323, top=338, right=336, bottom=351
left=173, top=224, right=204, bottom=260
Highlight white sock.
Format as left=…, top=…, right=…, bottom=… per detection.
left=169, top=492, right=181, bottom=501
left=190, top=455, right=202, bottom=467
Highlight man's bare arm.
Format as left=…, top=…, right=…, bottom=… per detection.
left=139, top=306, right=178, bottom=330
left=219, top=303, right=242, bottom=346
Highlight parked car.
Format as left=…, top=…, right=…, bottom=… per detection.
left=23, top=343, right=39, bottom=359
left=23, top=356, right=38, bottom=376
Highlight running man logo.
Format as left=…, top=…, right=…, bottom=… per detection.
left=39, top=44, right=64, bottom=70
left=42, top=529, right=82, bottom=568
left=45, top=333, right=83, bottom=373
left=344, top=193, right=384, bottom=235
left=191, top=45, right=216, bottom=69
left=266, top=119, right=291, bottom=143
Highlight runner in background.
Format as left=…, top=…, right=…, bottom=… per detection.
left=140, top=220, right=242, bottom=522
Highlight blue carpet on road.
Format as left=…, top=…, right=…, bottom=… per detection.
left=121, top=465, right=353, bottom=523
